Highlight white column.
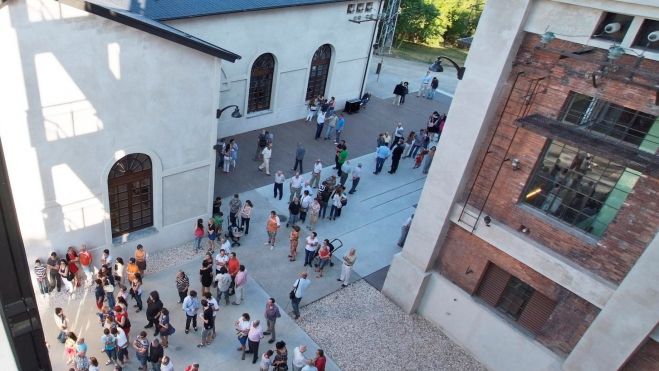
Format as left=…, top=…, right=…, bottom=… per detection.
left=563, top=233, right=659, bottom=371
left=382, top=0, right=533, bottom=313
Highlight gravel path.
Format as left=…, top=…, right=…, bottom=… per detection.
left=298, top=280, right=487, bottom=371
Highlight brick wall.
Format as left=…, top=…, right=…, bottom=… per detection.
left=621, top=339, right=659, bottom=371
left=436, top=224, right=600, bottom=355
left=460, top=32, right=659, bottom=284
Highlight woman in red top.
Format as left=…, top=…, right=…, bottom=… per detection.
left=114, top=305, right=131, bottom=339
left=65, top=246, right=80, bottom=288
left=315, top=349, right=326, bottom=371
left=316, top=243, right=331, bottom=278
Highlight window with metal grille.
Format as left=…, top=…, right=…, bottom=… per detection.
left=306, top=44, right=332, bottom=101
left=592, top=12, right=634, bottom=42
left=633, top=18, right=659, bottom=51
left=559, top=91, right=658, bottom=151
left=248, top=53, right=275, bottom=113
left=108, top=154, right=153, bottom=237
left=477, top=263, right=556, bottom=335
left=523, top=140, right=641, bottom=237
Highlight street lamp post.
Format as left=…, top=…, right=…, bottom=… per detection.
left=428, top=56, right=466, bottom=80
left=216, top=105, right=242, bottom=119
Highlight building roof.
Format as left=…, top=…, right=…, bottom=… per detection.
left=60, top=0, right=241, bottom=62
left=115, top=0, right=352, bottom=21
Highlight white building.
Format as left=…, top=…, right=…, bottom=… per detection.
left=0, top=0, right=379, bottom=262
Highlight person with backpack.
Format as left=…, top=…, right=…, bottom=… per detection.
left=101, top=328, right=118, bottom=365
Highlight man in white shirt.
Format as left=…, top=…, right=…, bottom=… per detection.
left=215, top=249, right=229, bottom=274
left=274, top=171, right=286, bottom=200
left=299, top=190, right=313, bottom=223
left=246, top=320, right=264, bottom=364
left=302, top=180, right=314, bottom=198
left=348, top=163, right=362, bottom=194
left=391, top=122, right=404, bottom=149
left=291, top=272, right=311, bottom=320
left=258, top=144, right=272, bottom=175
left=292, top=345, right=308, bottom=371
left=289, top=172, right=304, bottom=202
left=314, top=111, right=326, bottom=140
left=418, top=71, right=432, bottom=97
left=310, top=159, right=323, bottom=188
left=220, top=237, right=232, bottom=254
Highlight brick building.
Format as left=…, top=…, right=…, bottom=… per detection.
left=383, top=1, right=658, bottom=370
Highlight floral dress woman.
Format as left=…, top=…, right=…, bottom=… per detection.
left=289, top=225, right=300, bottom=262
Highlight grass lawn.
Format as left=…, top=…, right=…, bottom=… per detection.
left=390, top=41, right=468, bottom=65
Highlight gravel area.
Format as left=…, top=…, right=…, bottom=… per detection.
left=298, top=280, right=487, bottom=371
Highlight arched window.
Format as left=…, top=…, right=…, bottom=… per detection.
left=248, top=53, right=275, bottom=113
left=108, top=154, right=153, bottom=237
left=306, top=44, right=332, bottom=100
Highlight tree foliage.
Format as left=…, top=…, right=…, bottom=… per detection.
left=395, top=0, right=484, bottom=46
left=395, top=0, right=441, bottom=44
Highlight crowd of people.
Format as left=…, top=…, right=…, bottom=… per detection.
left=36, top=87, right=447, bottom=371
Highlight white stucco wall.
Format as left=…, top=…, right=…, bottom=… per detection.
left=0, top=0, right=219, bottom=261
left=167, top=1, right=381, bottom=137
left=417, top=273, right=564, bottom=371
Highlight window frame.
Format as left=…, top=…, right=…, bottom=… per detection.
left=248, top=53, right=276, bottom=114
left=306, top=44, right=332, bottom=101
left=632, top=18, right=659, bottom=51
left=591, top=12, right=634, bottom=42
left=521, top=139, right=640, bottom=237
left=559, top=91, right=658, bottom=149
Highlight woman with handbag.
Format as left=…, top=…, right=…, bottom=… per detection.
left=235, top=313, right=251, bottom=352
left=158, top=307, right=175, bottom=348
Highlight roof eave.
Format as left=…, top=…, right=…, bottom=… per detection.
left=57, top=0, right=241, bottom=62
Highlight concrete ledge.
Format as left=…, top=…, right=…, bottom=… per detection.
left=451, top=203, right=616, bottom=309
left=417, top=273, right=564, bottom=371
left=382, top=253, right=431, bottom=314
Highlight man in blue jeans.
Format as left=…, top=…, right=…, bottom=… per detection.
left=290, top=272, right=311, bottom=320
left=132, top=331, right=149, bottom=369
left=373, top=144, right=391, bottom=174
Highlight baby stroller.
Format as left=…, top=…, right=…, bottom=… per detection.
left=226, top=223, right=244, bottom=247
left=313, top=238, right=343, bottom=268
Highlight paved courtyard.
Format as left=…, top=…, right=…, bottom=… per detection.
left=38, top=56, right=484, bottom=370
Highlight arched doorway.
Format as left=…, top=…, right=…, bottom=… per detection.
left=108, top=153, right=153, bottom=237
left=306, top=44, right=332, bottom=100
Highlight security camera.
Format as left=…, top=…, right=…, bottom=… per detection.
left=648, top=31, right=659, bottom=43
left=604, top=22, right=621, bottom=34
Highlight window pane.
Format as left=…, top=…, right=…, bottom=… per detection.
left=523, top=140, right=640, bottom=236
left=497, top=276, right=535, bottom=320
left=560, top=91, right=657, bottom=148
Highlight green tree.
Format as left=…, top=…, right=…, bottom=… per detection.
left=395, top=0, right=441, bottom=44
left=430, top=0, right=483, bottom=45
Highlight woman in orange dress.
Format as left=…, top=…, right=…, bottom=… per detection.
left=134, top=244, right=147, bottom=276
left=288, top=225, right=300, bottom=262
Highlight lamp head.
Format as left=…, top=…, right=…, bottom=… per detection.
left=607, top=45, right=625, bottom=61
left=540, top=31, right=556, bottom=45
left=231, top=107, right=242, bottom=118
